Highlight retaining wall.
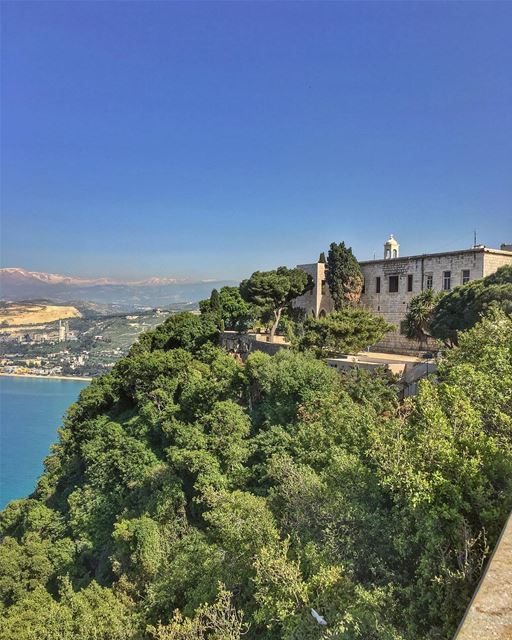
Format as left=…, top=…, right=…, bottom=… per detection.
left=219, top=332, right=287, bottom=359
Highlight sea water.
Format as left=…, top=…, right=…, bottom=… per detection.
left=0, top=376, right=89, bottom=509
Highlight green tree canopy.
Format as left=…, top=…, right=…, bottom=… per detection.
left=326, top=241, right=364, bottom=310
left=239, top=267, right=312, bottom=341
left=131, top=311, right=219, bottom=355
left=298, top=308, right=394, bottom=356
left=200, top=286, right=254, bottom=332
left=148, top=584, right=248, bottom=640
left=431, top=264, right=512, bottom=345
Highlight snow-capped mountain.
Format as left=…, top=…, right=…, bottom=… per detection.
left=0, top=268, right=236, bottom=307
left=0, top=268, right=119, bottom=286
left=0, top=268, right=185, bottom=287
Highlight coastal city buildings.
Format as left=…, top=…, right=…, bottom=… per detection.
left=0, top=309, right=170, bottom=378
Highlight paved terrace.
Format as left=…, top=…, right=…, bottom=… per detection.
left=221, top=332, right=433, bottom=395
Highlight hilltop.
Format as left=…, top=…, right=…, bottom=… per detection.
left=1, top=306, right=511, bottom=639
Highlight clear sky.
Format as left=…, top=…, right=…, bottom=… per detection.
left=1, top=0, right=511, bottom=281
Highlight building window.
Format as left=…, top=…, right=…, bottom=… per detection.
left=361, top=279, right=365, bottom=294
left=462, top=269, right=470, bottom=284
left=443, top=271, right=451, bottom=291
left=321, top=279, right=326, bottom=295
left=376, top=276, right=381, bottom=293
left=407, top=274, right=413, bottom=292
left=389, top=275, right=399, bottom=293
left=425, top=273, right=433, bottom=289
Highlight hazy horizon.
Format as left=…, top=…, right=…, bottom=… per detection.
left=2, top=232, right=512, bottom=285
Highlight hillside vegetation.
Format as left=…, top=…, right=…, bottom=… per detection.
left=1, top=309, right=512, bottom=639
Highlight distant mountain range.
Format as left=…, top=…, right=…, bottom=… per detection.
left=0, top=268, right=237, bottom=308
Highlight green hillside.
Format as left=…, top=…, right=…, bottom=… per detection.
left=1, top=310, right=512, bottom=639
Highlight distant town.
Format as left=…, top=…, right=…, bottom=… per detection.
left=0, top=303, right=189, bottom=378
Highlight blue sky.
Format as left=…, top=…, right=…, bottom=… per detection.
left=1, top=1, right=511, bottom=280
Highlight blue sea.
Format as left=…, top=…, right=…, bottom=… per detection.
left=0, top=376, right=89, bottom=509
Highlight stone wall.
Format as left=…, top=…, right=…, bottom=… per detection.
left=219, top=331, right=287, bottom=359
left=454, top=511, right=512, bottom=639
left=369, top=331, right=441, bottom=356
left=482, top=251, right=512, bottom=277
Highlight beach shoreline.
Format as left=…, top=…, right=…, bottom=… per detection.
left=0, top=372, right=93, bottom=382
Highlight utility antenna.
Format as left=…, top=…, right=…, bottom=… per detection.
left=473, top=229, right=477, bottom=247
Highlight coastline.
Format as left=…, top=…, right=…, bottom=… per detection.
left=0, top=373, right=93, bottom=382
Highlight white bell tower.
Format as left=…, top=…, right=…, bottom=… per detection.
left=384, top=234, right=399, bottom=259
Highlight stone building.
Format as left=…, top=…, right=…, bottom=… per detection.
left=294, top=260, right=335, bottom=319
left=358, top=237, right=512, bottom=328
left=294, top=237, right=512, bottom=349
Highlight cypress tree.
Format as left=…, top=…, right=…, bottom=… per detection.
left=326, top=241, right=364, bottom=310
